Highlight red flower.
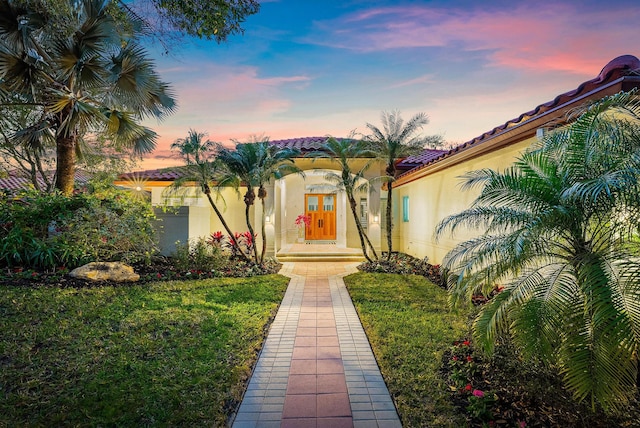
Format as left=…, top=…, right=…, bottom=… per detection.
left=463, top=340, right=470, bottom=346
left=452, top=356, right=458, bottom=361
left=465, top=383, right=472, bottom=391
left=466, top=356, right=472, bottom=362
left=295, top=214, right=311, bottom=228
left=472, top=389, right=484, bottom=398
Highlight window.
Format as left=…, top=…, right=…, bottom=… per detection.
left=307, top=195, right=319, bottom=211
left=402, top=196, right=409, bottom=222
left=359, top=198, right=368, bottom=227
left=323, top=195, right=334, bottom=211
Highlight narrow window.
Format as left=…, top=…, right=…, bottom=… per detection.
left=359, top=198, right=368, bottom=227
left=402, top=196, right=409, bottom=222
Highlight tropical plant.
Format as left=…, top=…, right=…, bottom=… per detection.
left=365, top=110, right=441, bottom=259
left=436, top=90, right=640, bottom=412
left=167, top=129, right=249, bottom=262
left=217, top=136, right=301, bottom=264
left=0, top=0, right=176, bottom=195
left=0, top=186, right=158, bottom=269
left=310, top=136, right=379, bottom=262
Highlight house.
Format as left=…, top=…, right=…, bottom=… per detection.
left=115, top=55, right=640, bottom=263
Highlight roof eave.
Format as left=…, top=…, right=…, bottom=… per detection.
left=394, top=75, right=640, bottom=188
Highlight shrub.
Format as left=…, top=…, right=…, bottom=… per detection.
left=170, top=237, right=226, bottom=273
left=0, top=188, right=158, bottom=269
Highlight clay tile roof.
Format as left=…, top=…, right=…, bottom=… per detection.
left=396, top=54, right=640, bottom=180
left=118, top=167, right=189, bottom=181
left=269, top=136, right=332, bottom=152
left=0, top=169, right=91, bottom=193
left=397, top=149, right=449, bottom=169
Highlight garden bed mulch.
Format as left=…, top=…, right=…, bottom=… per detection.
left=0, top=257, right=282, bottom=289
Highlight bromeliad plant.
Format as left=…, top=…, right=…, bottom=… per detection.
left=294, top=214, right=311, bottom=229
left=436, top=90, right=640, bottom=412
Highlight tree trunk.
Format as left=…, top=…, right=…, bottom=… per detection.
left=348, top=195, right=374, bottom=263
left=258, top=185, right=269, bottom=265
left=55, top=134, right=76, bottom=195
left=385, top=179, right=393, bottom=260
left=244, top=188, right=260, bottom=264
left=203, top=185, right=251, bottom=263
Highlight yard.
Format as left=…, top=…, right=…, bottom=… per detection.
left=345, top=272, right=640, bottom=427
left=1, top=268, right=639, bottom=427
left=0, top=276, right=289, bottom=426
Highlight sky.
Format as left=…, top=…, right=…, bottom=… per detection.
left=139, top=0, right=640, bottom=170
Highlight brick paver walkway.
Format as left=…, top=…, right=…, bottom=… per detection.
left=232, top=262, right=402, bottom=428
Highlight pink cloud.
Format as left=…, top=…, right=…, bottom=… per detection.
left=311, top=4, right=639, bottom=75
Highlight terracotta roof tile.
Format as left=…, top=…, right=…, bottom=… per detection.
left=397, top=149, right=449, bottom=169
left=0, top=170, right=91, bottom=193
left=118, top=167, right=189, bottom=181
left=270, top=136, right=332, bottom=152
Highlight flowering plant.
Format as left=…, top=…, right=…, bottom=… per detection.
left=466, top=388, right=496, bottom=421
left=295, top=214, right=311, bottom=229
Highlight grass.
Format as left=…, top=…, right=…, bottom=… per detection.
left=344, top=272, right=468, bottom=427
left=0, top=275, right=289, bottom=427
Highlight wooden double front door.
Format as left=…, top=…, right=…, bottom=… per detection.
left=305, top=194, right=336, bottom=240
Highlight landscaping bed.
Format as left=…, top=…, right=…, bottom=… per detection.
left=0, top=256, right=282, bottom=288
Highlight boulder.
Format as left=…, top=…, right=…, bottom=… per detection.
left=69, top=262, right=140, bottom=282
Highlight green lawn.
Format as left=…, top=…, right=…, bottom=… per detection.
left=344, top=272, right=468, bottom=427
left=0, top=275, right=289, bottom=427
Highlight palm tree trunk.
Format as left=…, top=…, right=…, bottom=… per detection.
left=385, top=182, right=393, bottom=260
left=55, top=134, right=76, bottom=195
left=243, top=189, right=260, bottom=264
left=348, top=195, right=374, bottom=263
left=260, top=196, right=267, bottom=265
left=203, top=185, right=251, bottom=263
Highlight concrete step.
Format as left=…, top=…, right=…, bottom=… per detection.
left=276, top=252, right=366, bottom=263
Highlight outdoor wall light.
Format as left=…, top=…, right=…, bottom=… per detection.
left=135, top=186, right=142, bottom=192
left=265, top=215, right=271, bottom=223
left=373, top=215, right=379, bottom=223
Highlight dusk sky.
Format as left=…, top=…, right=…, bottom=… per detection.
left=140, top=0, right=640, bottom=170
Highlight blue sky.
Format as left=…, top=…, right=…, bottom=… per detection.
left=142, top=0, right=640, bottom=169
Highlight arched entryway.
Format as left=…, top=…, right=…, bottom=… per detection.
left=271, top=168, right=382, bottom=259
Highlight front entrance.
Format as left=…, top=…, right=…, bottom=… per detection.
left=305, top=193, right=336, bottom=240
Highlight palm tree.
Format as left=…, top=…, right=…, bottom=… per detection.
left=217, top=137, right=301, bottom=264
left=0, top=0, right=175, bottom=195
left=168, top=129, right=250, bottom=263
left=436, top=91, right=640, bottom=412
left=311, top=136, right=379, bottom=262
left=366, top=111, right=438, bottom=259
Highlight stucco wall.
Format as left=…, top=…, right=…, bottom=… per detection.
left=152, top=185, right=251, bottom=246
left=394, top=137, right=533, bottom=264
